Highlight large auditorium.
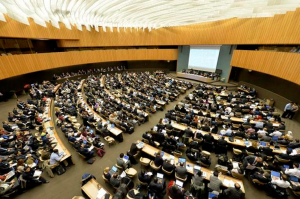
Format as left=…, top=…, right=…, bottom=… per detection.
left=0, top=1, right=300, bottom=199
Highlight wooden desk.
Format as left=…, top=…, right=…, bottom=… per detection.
left=138, top=141, right=245, bottom=193
left=43, top=98, right=72, bottom=162
left=238, top=88, right=250, bottom=93
left=81, top=178, right=112, bottom=199
left=170, top=121, right=286, bottom=154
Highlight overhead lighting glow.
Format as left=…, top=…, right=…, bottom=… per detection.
left=0, top=0, right=299, bottom=32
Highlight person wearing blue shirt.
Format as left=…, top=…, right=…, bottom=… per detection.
left=282, top=102, right=292, bottom=118
left=50, top=149, right=64, bottom=166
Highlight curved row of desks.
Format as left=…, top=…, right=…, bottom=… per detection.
left=78, top=80, right=123, bottom=140
left=170, top=121, right=287, bottom=154
left=138, top=140, right=245, bottom=193
left=43, top=84, right=73, bottom=162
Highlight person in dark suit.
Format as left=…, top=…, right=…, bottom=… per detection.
left=162, top=159, right=175, bottom=172
left=223, top=183, right=244, bottom=199
left=168, top=184, right=185, bottom=199
left=277, top=149, right=292, bottom=160
left=78, top=144, right=94, bottom=159
left=138, top=170, right=152, bottom=184
left=243, top=155, right=263, bottom=170
left=154, top=153, right=163, bottom=167
left=22, top=167, right=49, bottom=186
left=250, top=171, right=271, bottom=183
left=203, top=132, right=214, bottom=144
left=217, top=136, right=227, bottom=147
left=260, top=144, right=273, bottom=156
left=184, top=128, right=193, bottom=138
left=110, top=173, right=121, bottom=188
left=149, top=178, right=165, bottom=198
left=175, top=162, right=187, bottom=179
left=128, top=142, right=138, bottom=156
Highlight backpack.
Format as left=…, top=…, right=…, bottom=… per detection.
left=55, top=165, right=66, bottom=175
left=87, top=158, right=95, bottom=164
left=217, top=154, right=228, bottom=166
left=97, top=148, right=105, bottom=158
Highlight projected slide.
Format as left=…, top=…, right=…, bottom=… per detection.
left=188, top=45, right=221, bottom=72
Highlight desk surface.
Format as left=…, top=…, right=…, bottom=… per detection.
left=138, top=140, right=245, bottom=193
left=44, top=99, right=71, bottom=162
left=81, top=178, right=112, bottom=199
left=171, top=121, right=286, bottom=154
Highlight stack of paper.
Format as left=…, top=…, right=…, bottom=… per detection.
left=96, top=188, right=107, bottom=199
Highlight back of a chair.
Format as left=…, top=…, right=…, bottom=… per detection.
left=162, top=167, right=173, bottom=175
left=231, top=171, right=244, bottom=180
left=252, top=179, right=266, bottom=185
left=233, top=148, right=242, bottom=155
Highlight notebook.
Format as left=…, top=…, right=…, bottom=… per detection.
left=176, top=180, right=183, bottom=188
left=283, top=165, right=289, bottom=169
left=157, top=173, right=164, bottom=179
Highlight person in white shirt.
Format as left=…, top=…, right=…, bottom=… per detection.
left=269, top=130, right=282, bottom=137
left=285, top=163, right=300, bottom=178
left=225, top=106, right=232, bottom=113
left=257, top=128, right=268, bottom=137
left=271, top=176, right=290, bottom=188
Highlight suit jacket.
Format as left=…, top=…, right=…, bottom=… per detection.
left=203, top=134, right=214, bottom=143
left=129, top=143, right=138, bottom=156
left=138, top=173, right=151, bottom=184
left=110, top=177, right=121, bottom=188
left=163, top=162, right=175, bottom=172
left=117, top=158, right=127, bottom=169
left=176, top=166, right=187, bottom=179
left=208, top=175, right=222, bottom=192
left=217, top=139, right=227, bottom=147
left=154, top=156, right=163, bottom=167
left=224, top=187, right=243, bottom=199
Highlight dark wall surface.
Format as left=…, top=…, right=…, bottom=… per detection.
left=230, top=67, right=300, bottom=121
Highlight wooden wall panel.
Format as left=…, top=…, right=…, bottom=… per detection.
left=231, top=50, right=300, bottom=85
left=0, top=49, right=177, bottom=80
left=1, top=9, right=300, bottom=46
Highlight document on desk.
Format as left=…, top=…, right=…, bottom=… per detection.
left=33, top=170, right=42, bottom=177
left=223, top=179, right=234, bottom=187
left=186, top=164, right=193, bottom=173
left=96, top=188, right=107, bottom=199
left=233, top=162, right=239, bottom=169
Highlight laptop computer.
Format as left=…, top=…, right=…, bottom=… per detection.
left=283, top=165, right=289, bottom=169
left=109, top=166, right=118, bottom=175
left=178, top=158, right=186, bottom=164
left=290, top=176, right=299, bottom=182
left=208, top=192, right=218, bottom=199
left=272, top=137, right=279, bottom=141
left=175, top=180, right=183, bottom=188
left=260, top=142, right=267, bottom=146
left=123, top=155, right=129, bottom=163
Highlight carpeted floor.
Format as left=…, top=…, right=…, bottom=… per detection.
left=0, top=85, right=299, bottom=199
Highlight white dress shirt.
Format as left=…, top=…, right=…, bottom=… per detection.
left=271, top=179, right=290, bottom=188
left=285, top=168, right=300, bottom=178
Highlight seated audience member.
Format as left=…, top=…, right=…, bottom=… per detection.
left=284, top=163, right=300, bottom=178
left=266, top=175, right=290, bottom=197
left=186, top=148, right=200, bottom=162
left=117, top=153, right=131, bottom=169
left=251, top=171, right=271, bottom=183
left=277, top=149, right=292, bottom=160
left=110, top=173, right=121, bottom=188
left=223, top=183, right=243, bottom=199
left=242, top=155, right=263, bottom=170
left=0, top=178, right=19, bottom=196
left=190, top=171, right=205, bottom=198
left=49, top=149, right=64, bottom=167
left=22, top=167, right=49, bottom=186
left=154, top=153, right=164, bottom=167
left=208, top=171, right=222, bottom=193
left=138, top=170, right=152, bottom=184
left=149, top=177, right=165, bottom=198
left=175, top=162, right=187, bottom=179
left=203, top=132, right=214, bottom=144
left=78, top=144, right=95, bottom=160
left=103, top=167, right=111, bottom=180
left=168, top=183, right=185, bottom=199
left=162, top=159, right=175, bottom=172
left=288, top=139, right=300, bottom=149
